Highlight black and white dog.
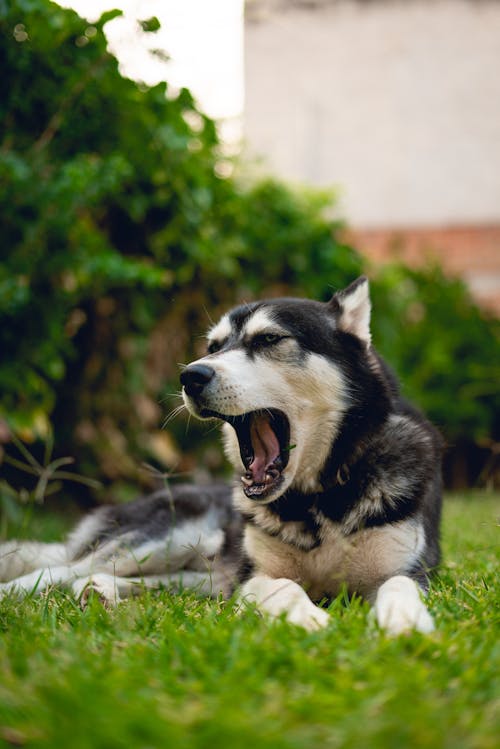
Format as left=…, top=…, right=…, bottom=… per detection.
left=0, top=278, right=442, bottom=634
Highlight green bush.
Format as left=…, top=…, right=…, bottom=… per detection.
left=0, top=0, right=360, bottom=497
left=371, top=264, right=500, bottom=444
left=0, top=0, right=498, bottom=502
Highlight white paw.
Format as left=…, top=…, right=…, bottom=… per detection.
left=286, top=600, right=330, bottom=632
left=72, top=575, right=121, bottom=609
left=240, top=576, right=330, bottom=632
left=375, top=576, right=435, bottom=636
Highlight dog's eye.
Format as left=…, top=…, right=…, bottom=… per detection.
left=207, top=340, right=221, bottom=354
left=253, top=333, right=284, bottom=347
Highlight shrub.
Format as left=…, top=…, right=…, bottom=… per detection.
left=371, top=264, right=500, bottom=443
left=0, top=0, right=360, bottom=499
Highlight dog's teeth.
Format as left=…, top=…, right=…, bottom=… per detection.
left=241, top=473, right=254, bottom=487
left=265, top=468, right=280, bottom=482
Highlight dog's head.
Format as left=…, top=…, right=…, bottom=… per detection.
left=181, top=277, right=372, bottom=503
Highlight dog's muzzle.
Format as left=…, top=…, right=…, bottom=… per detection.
left=181, top=363, right=291, bottom=501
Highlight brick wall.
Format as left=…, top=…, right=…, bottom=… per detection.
left=346, top=224, right=500, bottom=315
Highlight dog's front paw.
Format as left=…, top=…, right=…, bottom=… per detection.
left=240, top=575, right=330, bottom=632
left=73, top=574, right=121, bottom=609
left=286, top=600, right=330, bottom=632
left=375, top=576, right=435, bottom=636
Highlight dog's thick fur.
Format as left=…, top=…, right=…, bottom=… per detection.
left=0, top=278, right=442, bottom=634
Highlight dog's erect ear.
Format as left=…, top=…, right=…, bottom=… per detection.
left=328, top=276, right=371, bottom=345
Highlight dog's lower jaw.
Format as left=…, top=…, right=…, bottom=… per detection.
left=233, top=477, right=291, bottom=510
left=241, top=471, right=284, bottom=500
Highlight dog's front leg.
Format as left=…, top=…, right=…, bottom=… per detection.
left=239, top=575, right=330, bottom=632
left=373, top=575, right=435, bottom=635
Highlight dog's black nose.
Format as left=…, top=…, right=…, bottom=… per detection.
left=181, top=364, right=215, bottom=398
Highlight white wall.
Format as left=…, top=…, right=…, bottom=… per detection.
left=61, top=0, right=244, bottom=124
left=245, top=0, right=500, bottom=228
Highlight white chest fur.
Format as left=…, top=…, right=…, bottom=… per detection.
left=244, top=516, right=425, bottom=601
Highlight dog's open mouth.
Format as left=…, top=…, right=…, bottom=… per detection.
left=201, top=408, right=291, bottom=499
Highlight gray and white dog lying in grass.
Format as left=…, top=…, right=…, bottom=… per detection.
left=0, top=277, right=442, bottom=635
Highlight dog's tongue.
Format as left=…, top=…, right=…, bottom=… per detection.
left=248, top=414, right=280, bottom=483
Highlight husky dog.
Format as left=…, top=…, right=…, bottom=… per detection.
left=0, top=278, right=442, bottom=634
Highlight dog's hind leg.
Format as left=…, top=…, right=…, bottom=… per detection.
left=0, top=556, right=99, bottom=598
left=373, top=575, right=435, bottom=635
left=0, top=540, right=67, bottom=582
left=72, top=569, right=228, bottom=608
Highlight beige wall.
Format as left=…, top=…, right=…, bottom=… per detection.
left=244, top=0, right=500, bottom=229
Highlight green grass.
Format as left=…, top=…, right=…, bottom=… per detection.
left=0, top=493, right=498, bottom=749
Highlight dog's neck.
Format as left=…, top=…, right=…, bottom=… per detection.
left=262, top=385, right=392, bottom=529
left=321, top=369, right=392, bottom=478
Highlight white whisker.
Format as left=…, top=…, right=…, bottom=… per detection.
left=158, top=391, right=183, bottom=406
left=202, top=304, right=215, bottom=326
left=183, top=412, right=193, bottom=437
left=162, top=404, right=187, bottom=429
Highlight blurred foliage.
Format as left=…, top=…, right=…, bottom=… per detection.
left=0, top=0, right=498, bottom=505
left=371, top=265, right=499, bottom=444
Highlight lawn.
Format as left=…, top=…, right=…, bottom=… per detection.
left=0, top=492, right=498, bottom=749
